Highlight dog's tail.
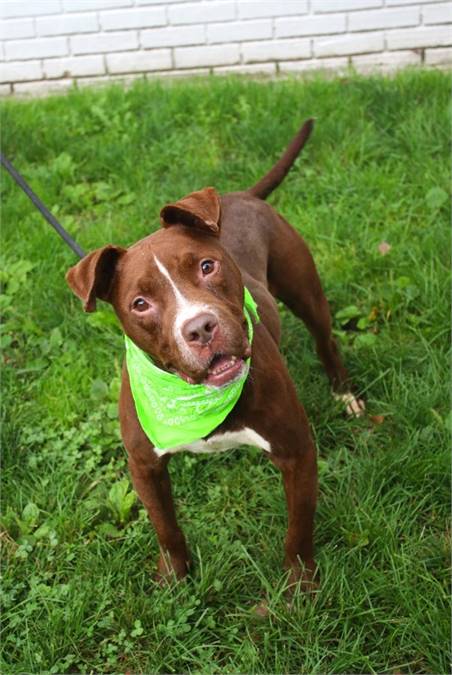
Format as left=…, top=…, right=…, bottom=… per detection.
left=247, top=118, right=314, bottom=200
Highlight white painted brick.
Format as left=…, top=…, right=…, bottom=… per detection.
left=352, top=49, right=420, bottom=65
left=107, top=49, right=171, bottom=73
left=43, top=55, right=105, bottom=78
left=5, top=37, right=68, bottom=61
left=207, top=19, right=272, bottom=44
left=100, top=7, right=166, bottom=30
left=141, top=25, right=205, bottom=48
left=0, top=83, right=12, bottom=95
left=0, top=1, right=61, bottom=19
left=238, top=0, right=308, bottom=19
left=352, top=53, right=422, bottom=74
left=136, top=0, right=185, bottom=3
left=386, top=0, right=442, bottom=5
left=0, top=60, right=43, bottom=83
left=174, top=43, right=239, bottom=67
left=213, top=62, right=276, bottom=74
left=353, top=62, right=417, bottom=74
left=13, top=78, right=74, bottom=95
left=242, top=38, right=311, bottom=63
left=36, top=13, right=98, bottom=36
left=423, top=2, right=452, bottom=25
left=387, top=26, right=452, bottom=49
left=314, top=31, right=384, bottom=56
left=0, top=18, right=35, bottom=40
left=63, top=0, right=132, bottom=10
left=425, top=46, right=452, bottom=63
left=76, top=69, right=199, bottom=86
left=77, top=71, right=168, bottom=89
left=80, top=69, right=208, bottom=85
left=168, top=2, right=235, bottom=25
left=152, top=67, right=210, bottom=77
left=2, top=0, right=450, bottom=93
left=311, top=0, right=382, bottom=12
left=76, top=73, right=138, bottom=87
left=275, top=14, right=346, bottom=38
left=71, top=30, right=138, bottom=54
left=352, top=49, right=420, bottom=70
left=349, top=7, right=419, bottom=31
left=279, top=56, right=349, bottom=73
left=79, top=73, right=153, bottom=90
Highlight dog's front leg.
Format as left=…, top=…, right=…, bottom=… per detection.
left=267, top=408, right=318, bottom=592
left=128, top=451, right=190, bottom=583
left=120, top=367, right=190, bottom=583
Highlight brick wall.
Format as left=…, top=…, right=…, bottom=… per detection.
left=1, top=0, right=451, bottom=95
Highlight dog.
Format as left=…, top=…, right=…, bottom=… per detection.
left=66, top=119, right=364, bottom=591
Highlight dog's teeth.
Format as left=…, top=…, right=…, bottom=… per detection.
left=207, top=356, right=244, bottom=378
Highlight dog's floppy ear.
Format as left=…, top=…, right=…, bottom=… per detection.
left=66, top=244, right=126, bottom=312
left=160, top=187, right=221, bottom=235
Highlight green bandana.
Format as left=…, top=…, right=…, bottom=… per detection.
left=125, top=287, right=259, bottom=451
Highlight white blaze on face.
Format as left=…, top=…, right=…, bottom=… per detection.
left=153, top=255, right=217, bottom=366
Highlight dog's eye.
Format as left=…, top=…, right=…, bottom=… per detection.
left=200, top=259, right=215, bottom=275
left=132, top=297, right=149, bottom=312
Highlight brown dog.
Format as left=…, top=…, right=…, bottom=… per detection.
left=66, top=119, right=364, bottom=590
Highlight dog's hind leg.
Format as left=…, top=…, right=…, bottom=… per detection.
left=267, top=215, right=364, bottom=415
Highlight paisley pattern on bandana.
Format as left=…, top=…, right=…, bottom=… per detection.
left=125, top=287, right=259, bottom=451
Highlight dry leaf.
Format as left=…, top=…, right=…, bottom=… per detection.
left=370, top=414, right=385, bottom=425
left=252, top=601, right=269, bottom=618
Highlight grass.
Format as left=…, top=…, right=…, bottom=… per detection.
left=1, top=69, right=450, bottom=674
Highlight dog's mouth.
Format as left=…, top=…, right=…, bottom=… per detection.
left=176, top=351, right=249, bottom=388
left=205, top=353, right=247, bottom=387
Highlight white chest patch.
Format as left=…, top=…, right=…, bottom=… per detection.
left=154, top=427, right=271, bottom=457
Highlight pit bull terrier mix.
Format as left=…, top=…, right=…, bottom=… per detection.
left=66, top=119, right=364, bottom=590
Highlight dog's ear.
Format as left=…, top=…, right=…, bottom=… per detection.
left=160, top=187, right=221, bottom=235
left=66, top=244, right=126, bottom=312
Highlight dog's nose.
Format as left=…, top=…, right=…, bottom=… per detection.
left=182, top=313, right=218, bottom=346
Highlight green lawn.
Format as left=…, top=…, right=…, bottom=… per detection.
left=1, top=69, right=450, bottom=674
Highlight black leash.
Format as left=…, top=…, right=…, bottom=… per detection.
left=1, top=152, right=85, bottom=260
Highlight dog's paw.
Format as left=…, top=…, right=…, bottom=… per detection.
left=334, top=392, right=366, bottom=417
left=284, top=559, right=319, bottom=601
left=154, top=551, right=190, bottom=585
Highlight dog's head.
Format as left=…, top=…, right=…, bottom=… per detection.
left=66, top=187, right=251, bottom=387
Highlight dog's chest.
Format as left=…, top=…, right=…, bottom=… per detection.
left=154, top=427, right=271, bottom=457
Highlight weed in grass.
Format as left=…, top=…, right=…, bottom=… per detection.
left=1, top=70, right=450, bottom=674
